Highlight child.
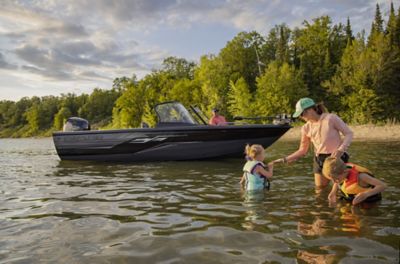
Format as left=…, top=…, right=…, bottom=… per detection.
left=322, top=157, right=387, bottom=205
left=240, top=144, right=273, bottom=191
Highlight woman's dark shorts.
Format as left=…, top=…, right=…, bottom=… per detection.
left=313, top=152, right=349, bottom=174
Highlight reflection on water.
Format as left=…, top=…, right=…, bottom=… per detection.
left=0, top=138, right=399, bottom=263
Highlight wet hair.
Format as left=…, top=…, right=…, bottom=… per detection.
left=312, top=102, right=328, bottom=115
left=244, top=144, right=265, bottom=160
left=322, top=157, right=347, bottom=179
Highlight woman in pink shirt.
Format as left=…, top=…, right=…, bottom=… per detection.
left=273, top=98, right=353, bottom=189
left=209, top=108, right=227, bottom=126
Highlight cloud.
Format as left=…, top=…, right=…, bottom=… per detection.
left=0, top=53, right=17, bottom=70
left=0, top=0, right=396, bottom=101
left=21, top=65, right=71, bottom=80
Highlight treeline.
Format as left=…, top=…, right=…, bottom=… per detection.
left=1, top=3, right=399, bottom=137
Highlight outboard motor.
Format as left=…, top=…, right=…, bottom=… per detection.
left=63, top=117, right=90, bottom=132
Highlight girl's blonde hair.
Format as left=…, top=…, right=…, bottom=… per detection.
left=245, top=144, right=265, bottom=160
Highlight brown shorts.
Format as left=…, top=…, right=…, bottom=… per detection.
left=313, top=152, right=350, bottom=174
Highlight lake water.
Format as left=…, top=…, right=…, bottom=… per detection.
left=0, top=138, right=399, bottom=263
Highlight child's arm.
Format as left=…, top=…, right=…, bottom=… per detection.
left=240, top=173, right=245, bottom=185
left=328, top=183, right=339, bottom=204
left=256, top=163, right=273, bottom=179
left=352, top=173, right=387, bottom=205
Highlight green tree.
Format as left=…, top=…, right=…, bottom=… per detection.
left=79, top=88, right=121, bottom=124
left=162, top=57, right=196, bottom=80
left=368, top=3, right=384, bottom=45
left=386, top=2, right=397, bottom=46
left=323, top=35, right=389, bottom=123
left=255, top=62, right=308, bottom=117
left=219, top=31, right=266, bottom=91
left=53, top=107, right=72, bottom=130
left=296, top=16, right=334, bottom=101
left=112, top=79, right=146, bottom=128
left=227, top=77, right=253, bottom=118
left=345, top=17, right=354, bottom=44
left=195, top=55, right=230, bottom=114
left=395, top=7, right=400, bottom=46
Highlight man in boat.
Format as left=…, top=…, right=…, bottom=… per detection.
left=209, top=108, right=227, bottom=125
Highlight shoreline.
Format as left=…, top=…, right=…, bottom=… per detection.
left=280, top=124, right=400, bottom=141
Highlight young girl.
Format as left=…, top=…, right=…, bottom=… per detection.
left=240, top=144, right=273, bottom=191
left=322, top=157, right=387, bottom=205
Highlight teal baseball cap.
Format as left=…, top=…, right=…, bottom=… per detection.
left=293, top=98, right=316, bottom=118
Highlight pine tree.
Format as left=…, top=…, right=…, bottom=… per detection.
left=374, top=3, right=384, bottom=33
left=345, top=17, right=354, bottom=44
left=368, top=3, right=384, bottom=45
left=395, top=7, right=400, bottom=46
left=386, top=2, right=397, bottom=46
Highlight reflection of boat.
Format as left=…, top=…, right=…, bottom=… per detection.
left=53, top=101, right=291, bottom=162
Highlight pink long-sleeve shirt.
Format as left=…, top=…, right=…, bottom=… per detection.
left=289, top=113, right=353, bottom=160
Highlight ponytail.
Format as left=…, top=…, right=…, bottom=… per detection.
left=244, top=144, right=264, bottom=160
left=313, top=102, right=327, bottom=115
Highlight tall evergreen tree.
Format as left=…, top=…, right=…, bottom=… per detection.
left=276, top=24, right=291, bottom=65
left=369, top=3, right=384, bottom=45
left=395, top=7, right=400, bottom=46
left=345, top=17, right=354, bottom=44
left=374, top=3, right=384, bottom=33
left=386, top=2, right=397, bottom=46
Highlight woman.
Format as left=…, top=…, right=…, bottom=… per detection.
left=273, top=97, right=353, bottom=188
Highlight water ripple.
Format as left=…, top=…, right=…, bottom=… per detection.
left=0, top=139, right=399, bottom=263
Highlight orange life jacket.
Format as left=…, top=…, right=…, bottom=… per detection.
left=339, top=163, right=381, bottom=202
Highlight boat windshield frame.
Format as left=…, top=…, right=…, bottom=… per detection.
left=155, top=101, right=198, bottom=125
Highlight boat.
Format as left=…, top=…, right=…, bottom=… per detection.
left=52, top=101, right=291, bottom=162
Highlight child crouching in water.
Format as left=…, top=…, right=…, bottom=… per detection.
left=322, top=157, right=387, bottom=205
left=240, top=144, right=273, bottom=191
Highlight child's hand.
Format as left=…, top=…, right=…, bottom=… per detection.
left=352, top=192, right=368, bottom=205
left=328, top=193, right=337, bottom=205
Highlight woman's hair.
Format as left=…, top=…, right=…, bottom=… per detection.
left=312, top=102, right=328, bottom=115
left=245, top=144, right=264, bottom=160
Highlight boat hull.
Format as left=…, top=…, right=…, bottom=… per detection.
left=52, top=125, right=290, bottom=162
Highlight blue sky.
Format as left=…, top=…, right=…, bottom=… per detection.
left=0, top=0, right=397, bottom=101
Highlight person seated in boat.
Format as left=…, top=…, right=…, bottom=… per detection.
left=240, top=144, right=274, bottom=191
left=322, top=157, right=387, bottom=205
left=209, top=108, right=227, bottom=125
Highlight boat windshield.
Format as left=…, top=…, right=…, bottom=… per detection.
left=155, top=102, right=197, bottom=124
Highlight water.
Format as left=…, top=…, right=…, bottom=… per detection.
left=0, top=138, right=399, bottom=263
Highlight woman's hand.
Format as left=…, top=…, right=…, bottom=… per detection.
left=272, top=157, right=287, bottom=164
left=331, top=149, right=344, bottom=158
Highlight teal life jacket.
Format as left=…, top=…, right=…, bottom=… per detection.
left=243, top=160, right=269, bottom=191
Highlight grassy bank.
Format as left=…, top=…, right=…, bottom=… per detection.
left=280, top=124, right=400, bottom=141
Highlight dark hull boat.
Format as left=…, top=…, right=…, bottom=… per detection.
left=53, top=102, right=291, bottom=162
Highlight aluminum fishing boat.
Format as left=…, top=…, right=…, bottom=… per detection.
left=52, top=101, right=291, bottom=161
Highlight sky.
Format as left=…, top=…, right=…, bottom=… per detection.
left=0, top=0, right=397, bottom=101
